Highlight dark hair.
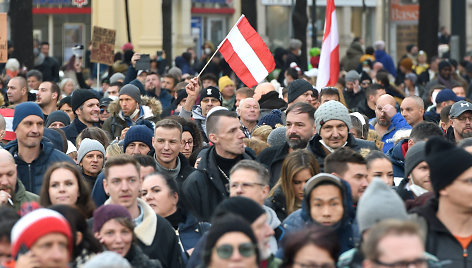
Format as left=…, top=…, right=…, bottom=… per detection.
left=48, top=81, right=61, bottom=100
left=285, top=68, right=299, bottom=79
left=206, top=110, right=238, bottom=135
left=365, top=46, right=374, bottom=55
left=163, top=74, right=178, bottom=87
left=40, top=41, right=49, bottom=47
left=324, top=147, right=366, bottom=176
left=375, top=71, right=390, bottom=87
left=440, top=104, right=453, bottom=124
left=26, top=69, right=43, bottom=81
left=40, top=162, right=96, bottom=218
left=320, top=87, right=340, bottom=101
left=365, top=151, right=391, bottom=170
left=133, top=154, right=157, bottom=170
left=165, top=115, right=204, bottom=154
left=77, top=127, right=110, bottom=149
left=365, top=83, right=385, bottom=98
left=200, top=73, right=218, bottom=84
left=50, top=205, right=102, bottom=258
left=281, top=225, right=340, bottom=268
left=104, top=155, right=140, bottom=180
left=409, top=121, right=444, bottom=142
left=350, top=114, right=369, bottom=140
left=109, top=81, right=124, bottom=89
left=286, top=102, right=315, bottom=121
left=144, top=172, right=179, bottom=197
left=189, top=145, right=207, bottom=167
left=0, top=207, right=19, bottom=242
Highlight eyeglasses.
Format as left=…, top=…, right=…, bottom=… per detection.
left=293, top=262, right=336, bottom=268
left=215, top=242, right=256, bottom=259
left=100, top=108, right=108, bottom=114
left=226, top=182, right=265, bottom=192
left=455, top=116, right=472, bottom=122
left=182, top=140, right=193, bottom=147
left=374, top=258, right=428, bottom=268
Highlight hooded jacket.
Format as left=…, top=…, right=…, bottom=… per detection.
left=182, top=146, right=256, bottom=221
left=374, top=50, right=396, bottom=77
left=282, top=179, right=355, bottom=254
left=11, top=180, right=38, bottom=212
left=308, top=133, right=378, bottom=171
left=4, top=138, right=75, bottom=194
left=102, top=96, right=162, bottom=139
left=386, top=138, right=408, bottom=178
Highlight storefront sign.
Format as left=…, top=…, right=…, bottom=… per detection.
left=90, top=26, right=115, bottom=66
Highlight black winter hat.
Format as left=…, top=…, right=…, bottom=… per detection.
left=71, top=89, right=99, bottom=112
left=199, top=86, right=222, bottom=104
left=425, top=136, right=472, bottom=196
left=212, top=196, right=265, bottom=224
left=288, top=79, right=313, bottom=103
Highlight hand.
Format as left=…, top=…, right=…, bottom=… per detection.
left=131, top=53, right=141, bottom=68
left=185, top=77, right=200, bottom=99
left=120, top=127, right=130, bottom=140
left=382, top=104, right=397, bottom=119
left=15, top=251, right=41, bottom=268
left=0, top=190, right=11, bottom=206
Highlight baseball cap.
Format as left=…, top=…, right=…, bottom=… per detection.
left=435, top=89, right=462, bottom=104
left=450, top=100, right=472, bottom=118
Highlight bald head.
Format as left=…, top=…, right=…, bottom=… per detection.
left=0, top=149, right=15, bottom=164
left=254, top=82, right=274, bottom=101
left=377, top=94, right=396, bottom=107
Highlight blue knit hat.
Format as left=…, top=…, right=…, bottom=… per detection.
left=257, top=109, right=283, bottom=129
left=123, top=125, right=154, bottom=152
left=13, top=102, right=44, bottom=131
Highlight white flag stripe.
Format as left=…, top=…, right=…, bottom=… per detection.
left=316, top=9, right=339, bottom=89
left=5, top=117, right=12, bottom=132
left=331, top=11, right=339, bottom=48
left=227, top=27, right=268, bottom=83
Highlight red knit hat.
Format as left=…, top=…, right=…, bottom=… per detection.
left=11, top=208, right=73, bottom=259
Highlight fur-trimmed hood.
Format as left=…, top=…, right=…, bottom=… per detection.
left=107, top=95, right=162, bottom=118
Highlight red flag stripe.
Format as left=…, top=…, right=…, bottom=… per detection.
left=236, top=17, right=275, bottom=74
left=220, top=39, right=259, bottom=87
left=328, top=44, right=340, bottom=86
left=323, top=0, right=335, bottom=43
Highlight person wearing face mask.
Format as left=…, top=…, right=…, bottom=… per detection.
left=281, top=173, right=355, bottom=254
left=196, top=41, right=221, bottom=76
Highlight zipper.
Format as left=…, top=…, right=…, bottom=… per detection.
left=28, top=164, right=32, bottom=192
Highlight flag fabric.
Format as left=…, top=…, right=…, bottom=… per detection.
left=218, top=15, right=275, bottom=88
left=0, top=108, right=15, bottom=141
left=316, top=0, right=340, bottom=90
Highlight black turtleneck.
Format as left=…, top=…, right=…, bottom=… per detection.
left=213, top=149, right=243, bottom=179
left=165, top=207, right=185, bottom=230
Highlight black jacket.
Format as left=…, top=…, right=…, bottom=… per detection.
left=308, top=133, right=378, bottom=171
left=265, top=187, right=288, bottom=222
left=350, top=98, right=376, bottom=119
left=410, top=198, right=472, bottom=267
left=62, top=118, right=93, bottom=145
left=258, top=91, right=287, bottom=110
left=257, top=142, right=290, bottom=188
left=395, top=178, right=415, bottom=201
left=174, top=153, right=195, bottom=189
left=343, top=89, right=365, bottom=110
left=125, top=244, right=162, bottom=268
left=182, top=146, right=256, bottom=221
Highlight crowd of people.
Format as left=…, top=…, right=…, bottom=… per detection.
left=0, top=35, right=470, bottom=267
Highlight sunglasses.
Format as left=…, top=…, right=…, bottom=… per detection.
left=100, top=108, right=107, bottom=114
left=215, top=242, right=256, bottom=259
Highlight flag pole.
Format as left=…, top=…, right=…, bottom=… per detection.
left=197, top=15, right=246, bottom=79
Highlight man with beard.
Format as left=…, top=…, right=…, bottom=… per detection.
left=62, top=89, right=100, bottom=145
left=36, top=81, right=60, bottom=120
left=145, top=72, right=173, bottom=109
left=448, top=100, right=472, bottom=143
left=0, top=149, right=38, bottom=211
left=237, top=98, right=260, bottom=138
left=369, top=94, right=411, bottom=153
left=258, top=102, right=316, bottom=187
left=308, top=100, right=377, bottom=171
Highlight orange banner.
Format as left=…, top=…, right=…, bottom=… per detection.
left=390, top=2, right=419, bottom=22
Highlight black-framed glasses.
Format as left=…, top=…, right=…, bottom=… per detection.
left=374, top=258, right=427, bottom=268
left=226, top=182, right=265, bottom=192
left=215, top=242, right=256, bottom=259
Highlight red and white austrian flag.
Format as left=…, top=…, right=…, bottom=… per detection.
left=219, top=15, right=275, bottom=88
left=316, top=0, right=340, bottom=90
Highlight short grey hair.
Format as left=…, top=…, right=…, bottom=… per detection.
left=288, top=39, right=302, bottom=51
left=230, top=160, right=270, bottom=185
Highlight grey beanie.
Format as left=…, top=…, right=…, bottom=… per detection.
left=404, top=141, right=427, bottom=177
left=119, top=84, right=142, bottom=105
left=357, top=178, right=408, bottom=234
left=109, top=73, right=125, bottom=84
left=267, top=126, right=286, bottom=147
left=345, top=70, right=360, bottom=82
left=77, top=138, right=106, bottom=164
left=83, top=251, right=131, bottom=268
left=287, top=79, right=313, bottom=103
left=315, top=100, right=352, bottom=134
